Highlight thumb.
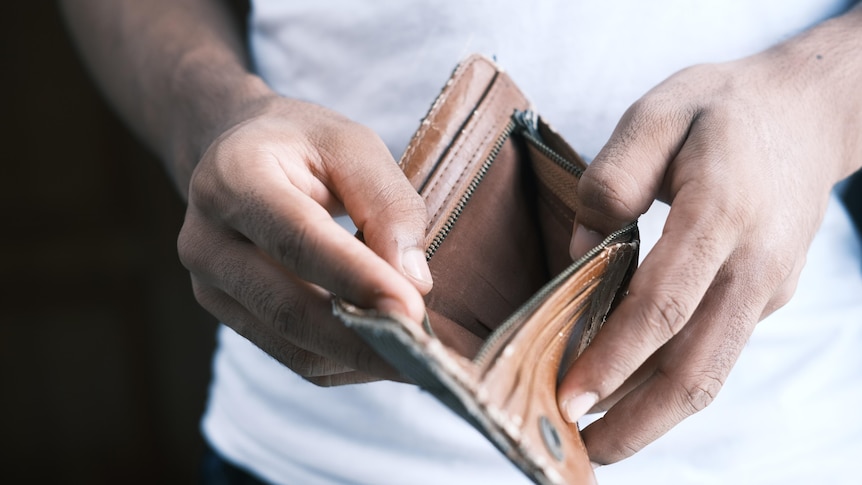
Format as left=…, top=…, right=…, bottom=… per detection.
left=571, top=93, right=695, bottom=258
left=324, top=126, right=433, bottom=304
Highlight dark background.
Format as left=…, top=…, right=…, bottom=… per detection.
left=1, top=3, right=218, bottom=483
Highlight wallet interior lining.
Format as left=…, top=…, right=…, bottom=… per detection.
left=424, top=111, right=588, bottom=360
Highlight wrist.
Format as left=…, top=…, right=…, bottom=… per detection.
left=165, top=57, right=277, bottom=197
left=755, top=6, right=862, bottom=182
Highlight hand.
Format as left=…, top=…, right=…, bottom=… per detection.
left=558, top=12, right=862, bottom=465
left=177, top=94, right=434, bottom=386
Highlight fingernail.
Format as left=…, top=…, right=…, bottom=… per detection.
left=401, top=247, right=433, bottom=287
left=570, top=224, right=604, bottom=260
left=561, top=392, right=598, bottom=423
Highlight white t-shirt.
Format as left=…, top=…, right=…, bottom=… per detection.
left=202, top=1, right=862, bottom=484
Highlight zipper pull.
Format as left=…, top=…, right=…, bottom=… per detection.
left=513, top=109, right=542, bottom=139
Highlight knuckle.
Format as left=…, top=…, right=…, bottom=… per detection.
left=283, top=349, right=321, bottom=377
left=363, top=186, right=427, bottom=243
left=767, top=250, right=800, bottom=285
left=757, top=259, right=795, bottom=298
left=627, top=91, right=696, bottom=143
left=349, top=122, right=381, bottom=143
left=305, top=375, right=334, bottom=387
left=271, top=338, right=343, bottom=379
left=349, top=342, right=384, bottom=375
left=177, top=221, right=204, bottom=271
left=770, top=282, right=796, bottom=310
left=707, top=196, right=758, bottom=239
left=624, top=95, right=670, bottom=130
left=762, top=268, right=801, bottom=317
left=189, top=279, right=213, bottom=309
left=177, top=209, right=245, bottom=278
left=684, top=375, right=723, bottom=414
left=734, top=243, right=803, bottom=305
left=579, top=164, right=640, bottom=223
left=637, top=293, right=691, bottom=343
left=670, top=368, right=725, bottom=415
left=373, top=182, right=423, bottom=218
left=320, top=120, right=385, bottom=162
left=578, top=163, right=640, bottom=220
left=270, top=293, right=312, bottom=340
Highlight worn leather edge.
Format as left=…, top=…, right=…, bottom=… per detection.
left=400, top=55, right=511, bottom=190
left=422, top=77, right=531, bottom=249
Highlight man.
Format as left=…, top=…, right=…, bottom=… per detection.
left=62, top=1, right=862, bottom=483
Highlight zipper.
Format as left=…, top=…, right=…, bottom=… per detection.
left=425, top=109, right=581, bottom=261
left=422, top=107, right=631, bottom=365
left=472, top=221, right=637, bottom=367
left=513, top=109, right=584, bottom=178
left=425, top=118, right=518, bottom=260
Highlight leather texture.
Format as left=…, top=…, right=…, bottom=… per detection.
left=334, top=55, right=639, bottom=485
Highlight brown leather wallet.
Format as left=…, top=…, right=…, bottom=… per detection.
left=334, top=54, right=639, bottom=485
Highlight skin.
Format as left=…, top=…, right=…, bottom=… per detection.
left=559, top=6, right=862, bottom=465
left=60, top=0, right=433, bottom=386
left=61, top=0, right=862, bottom=468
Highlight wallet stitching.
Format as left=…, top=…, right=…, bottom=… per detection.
left=425, top=79, right=509, bottom=231
left=401, top=59, right=478, bottom=172
left=423, top=76, right=504, bottom=202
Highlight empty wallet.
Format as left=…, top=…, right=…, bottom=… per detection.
left=333, top=54, right=639, bottom=485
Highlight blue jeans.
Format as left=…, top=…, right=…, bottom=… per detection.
left=200, top=444, right=270, bottom=485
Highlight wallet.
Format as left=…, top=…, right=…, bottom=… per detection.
left=333, top=55, right=639, bottom=485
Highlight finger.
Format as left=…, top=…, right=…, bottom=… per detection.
left=306, top=371, right=386, bottom=387
left=590, top=352, right=659, bottom=414
left=580, top=264, right=764, bottom=465
left=761, top=254, right=805, bottom=318
left=319, top=125, right=433, bottom=295
left=205, top=155, right=427, bottom=323
left=191, top=279, right=350, bottom=376
left=571, top=84, right=696, bottom=258
left=192, top=278, right=402, bottom=382
left=594, top=242, right=801, bottom=414
left=180, top=221, right=402, bottom=380
left=560, top=192, right=737, bottom=419
left=559, top=132, right=744, bottom=422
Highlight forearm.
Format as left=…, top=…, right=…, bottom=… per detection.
left=59, top=0, right=273, bottom=198
left=759, top=3, right=862, bottom=181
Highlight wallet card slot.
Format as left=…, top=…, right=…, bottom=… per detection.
left=423, top=109, right=595, bottom=359
left=474, top=222, right=639, bottom=368
left=425, top=109, right=580, bottom=263
left=425, top=117, right=517, bottom=260
left=423, top=126, right=551, bottom=355
left=513, top=109, right=584, bottom=177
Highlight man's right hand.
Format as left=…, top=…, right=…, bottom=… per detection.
left=178, top=95, right=433, bottom=386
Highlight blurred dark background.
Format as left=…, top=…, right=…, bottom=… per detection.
left=1, top=3, right=218, bottom=483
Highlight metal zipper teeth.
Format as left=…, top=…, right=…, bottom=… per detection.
left=422, top=107, right=623, bottom=365
left=520, top=131, right=584, bottom=178
left=473, top=221, right=638, bottom=368
left=425, top=118, right=518, bottom=261
left=424, top=109, right=574, bottom=261
left=512, top=108, right=584, bottom=178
